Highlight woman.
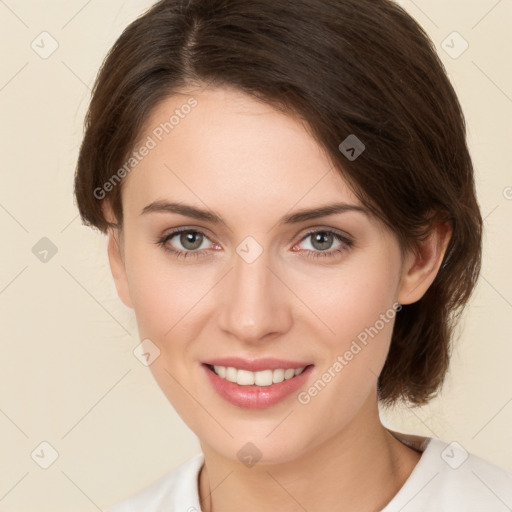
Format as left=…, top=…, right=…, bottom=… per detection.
left=74, top=0, right=512, bottom=510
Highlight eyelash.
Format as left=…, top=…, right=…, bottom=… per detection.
left=155, top=228, right=354, bottom=261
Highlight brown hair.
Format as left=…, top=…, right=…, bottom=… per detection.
left=74, top=0, right=482, bottom=406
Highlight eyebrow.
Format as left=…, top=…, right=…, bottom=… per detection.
left=140, top=200, right=368, bottom=226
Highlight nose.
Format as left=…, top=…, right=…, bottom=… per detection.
left=216, top=244, right=293, bottom=344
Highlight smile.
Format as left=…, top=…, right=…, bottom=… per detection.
left=208, top=364, right=306, bottom=386
left=201, top=358, right=314, bottom=409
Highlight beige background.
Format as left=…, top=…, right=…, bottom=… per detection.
left=0, top=0, right=511, bottom=510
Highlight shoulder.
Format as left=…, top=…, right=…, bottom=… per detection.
left=384, top=435, right=512, bottom=512
left=106, top=452, right=204, bottom=512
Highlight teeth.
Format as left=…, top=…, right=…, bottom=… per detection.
left=212, top=365, right=306, bottom=386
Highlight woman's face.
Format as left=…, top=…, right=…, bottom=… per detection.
left=110, top=85, right=412, bottom=464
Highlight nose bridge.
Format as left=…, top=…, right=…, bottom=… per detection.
left=217, top=240, right=290, bottom=341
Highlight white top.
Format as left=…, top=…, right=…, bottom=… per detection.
left=107, top=431, right=512, bottom=512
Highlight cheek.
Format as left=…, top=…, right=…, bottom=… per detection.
left=122, top=245, right=207, bottom=415
left=123, top=239, right=187, bottom=339
left=123, top=241, right=217, bottom=364
left=301, top=251, right=401, bottom=398
left=309, top=252, right=400, bottom=346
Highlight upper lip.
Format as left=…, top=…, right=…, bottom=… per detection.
left=202, top=357, right=313, bottom=372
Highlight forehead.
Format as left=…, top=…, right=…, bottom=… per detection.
left=121, top=85, right=361, bottom=217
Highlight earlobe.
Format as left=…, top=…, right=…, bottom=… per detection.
left=398, top=220, right=452, bottom=305
left=106, top=228, right=134, bottom=310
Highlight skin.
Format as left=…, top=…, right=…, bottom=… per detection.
left=104, top=84, right=452, bottom=511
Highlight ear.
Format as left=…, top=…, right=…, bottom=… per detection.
left=397, top=219, right=452, bottom=305
left=103, top=202, right=133, bottom=310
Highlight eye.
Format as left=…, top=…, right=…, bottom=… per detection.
left=156, top=227, right=354, bottom=261
left=294, top=229, right=354, bottom=259
left=156, top=229, right=216, bottom=260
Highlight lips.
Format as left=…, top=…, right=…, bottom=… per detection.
left=201, top=357, right=314, bottom=409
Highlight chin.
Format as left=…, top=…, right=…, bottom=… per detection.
left=199, top=423, right=319, bottom=467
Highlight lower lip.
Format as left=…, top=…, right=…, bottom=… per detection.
left=202, top=364, right=314, bottom=409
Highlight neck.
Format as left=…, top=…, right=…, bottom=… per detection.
left=198, top=396, right=421, bottom=512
